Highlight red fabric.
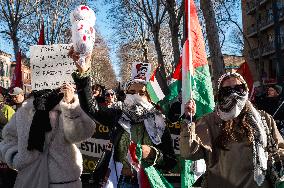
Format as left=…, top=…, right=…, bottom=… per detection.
left=129, top=142, right=139, bottom=164
left=172, top=56, right=182, bottom=80
left=140, top=168, right=151, bottom=188
left=11, top=51, right=22, bottom=88
left=183, top=0, right=208, bottom=71
left=150, top=68, right=157, bottom=82
left=237, top=62, right=253, bottom=93
left=37, top=22, right=45, bottom=45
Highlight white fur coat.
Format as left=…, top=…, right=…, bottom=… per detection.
left=0, top=95, right=96, bottom=188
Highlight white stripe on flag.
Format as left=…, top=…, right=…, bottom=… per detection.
left=151, top=77, right=165, bottom=100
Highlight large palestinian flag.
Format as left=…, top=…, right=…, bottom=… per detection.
left=181, top=0, right=215, bottom=187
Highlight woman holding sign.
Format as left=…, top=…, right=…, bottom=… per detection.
left=0, top=84, right=96, bottom=188
left=69, top=47, right=177, bottom=188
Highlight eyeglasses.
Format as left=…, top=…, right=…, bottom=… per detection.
left=126, top=90, right=146, bottom=96
left=105, top=93, right=114, bottom=97
left=219, top=84, right=246, bottom=97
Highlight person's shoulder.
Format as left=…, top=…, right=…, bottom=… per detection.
left=19, top=98, right=34, bottom=111
left=196, top=111, right=219, bottom=125
left=257, top=109, right=274, bottom=122
left=2, top=104, right=13, bottom=111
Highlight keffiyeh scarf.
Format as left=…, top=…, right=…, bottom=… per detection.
left=118, top=94, right=165, bottom=145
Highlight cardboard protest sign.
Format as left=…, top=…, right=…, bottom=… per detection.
left=131, top=62, right=151, bottom=82
left=30, top=44, right=75, bottom=90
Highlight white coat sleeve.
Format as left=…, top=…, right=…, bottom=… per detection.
left=60, top=95, right=96, bottom=143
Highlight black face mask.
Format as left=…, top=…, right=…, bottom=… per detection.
left=218, top=84, right=247, bottom=100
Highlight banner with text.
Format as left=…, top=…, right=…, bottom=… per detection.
left=30, top=44, right=75, bottom=90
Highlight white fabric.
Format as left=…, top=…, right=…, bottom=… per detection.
left=0, top=95, right=96, bottom=187
left=104, top=151, right=123, bottom=188
left=217, top=93, right=248, bottom=121
left=250, top=104, right=269, bottom=186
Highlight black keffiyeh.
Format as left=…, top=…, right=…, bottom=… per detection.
left=27, top=89, right=63, bottom=152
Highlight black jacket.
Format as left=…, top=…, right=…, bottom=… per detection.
left=72, top=72, right=177, bottom=172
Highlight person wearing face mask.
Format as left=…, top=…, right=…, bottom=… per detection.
left=69, top=47, right=177, bottom=188
left=180, top=72, right=284, bottom=188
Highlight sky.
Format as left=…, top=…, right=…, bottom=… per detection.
left=0, top=1, right=120, bottom=76
left=0, top=1, right=242, bottom=79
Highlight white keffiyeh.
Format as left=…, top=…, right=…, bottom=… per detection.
left=118, top=94, right=166, bottom=145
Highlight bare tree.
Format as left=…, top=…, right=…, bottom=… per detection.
left=91, top=31, right=117, bottom=88
left=200, top=0, right=225, bottom=85
left=162, top=0, right=184, bottom=67
left=20, top=0, right=85, bottom=51
left=108, top=0, right=168, bottom=77
left=0, top=0, right=40, bottom=58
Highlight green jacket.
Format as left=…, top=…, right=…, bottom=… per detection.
left=0, top=104, right=15, bottom=125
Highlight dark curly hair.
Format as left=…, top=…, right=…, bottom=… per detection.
left=214, top=103, right=254, bottom=149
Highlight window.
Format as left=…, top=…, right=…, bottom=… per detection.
left=0, top=61, right=4, bottom=77
left=269, top=59, right=276, bottom=79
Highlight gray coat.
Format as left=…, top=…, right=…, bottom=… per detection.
left=0, top=95, right=96, bottom=188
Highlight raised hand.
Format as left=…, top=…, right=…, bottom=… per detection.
left=61, top=83, right=75, bottom=104
left=68, top=46, right=92, bottom=74
left=185, top=99, right=196, bottom=117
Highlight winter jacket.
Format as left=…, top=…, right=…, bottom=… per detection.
left=180, top=110, right=284, bottom=188
left=0, top=95, right=96, bottom=188
left=72, top=72, right=177, bottom=173
left=0, top=104, right=15, bottom=126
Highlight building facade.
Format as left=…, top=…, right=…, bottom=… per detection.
left=242, top=0, right=284, bottom=84
left=0, top=50, right=31, bottom=93
left=208, top=55, right=245, bottom=89
left=0, top=50, right=12, bottom=89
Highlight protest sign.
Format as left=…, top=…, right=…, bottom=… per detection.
left=30, top=44, right=75, bottom=90
left=131, top=62, right=151, bottom=82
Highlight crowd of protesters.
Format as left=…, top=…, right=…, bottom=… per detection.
left=0, top=46, right=283, bottom=188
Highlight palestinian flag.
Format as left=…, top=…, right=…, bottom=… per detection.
left=182, top=0, right=215, bottom=118
left=157, top=57, right=182, bottom=115
left=147, top=66, right=169, bottom=104
left=181, top=0, right=215, bottom=187
left=128, top=142, right=173, bottom=188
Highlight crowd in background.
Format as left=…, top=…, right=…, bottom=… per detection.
left=0, top=75, right=283, bottom=188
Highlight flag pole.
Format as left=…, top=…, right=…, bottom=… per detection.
left=188, top=0, right=193, bottom=122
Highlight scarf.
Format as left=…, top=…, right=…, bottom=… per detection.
left=219, top=100, right=283, bottom=186
left=246, top=102, right=269, bottom=186
left=217, top=92, right=248, bottom=121
left=248, top=103, right=284, bottom=186
left=27, top=89, right=63, bottom=152
left=118, top=94, right=165, bottom=145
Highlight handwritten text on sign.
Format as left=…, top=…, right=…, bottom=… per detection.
left=30, top=44, right=75, bottom=90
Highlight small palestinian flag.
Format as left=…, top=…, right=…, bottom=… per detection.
left=147, top=66, right=169, bottom=104
left=128, top=142, right=173, bottom=188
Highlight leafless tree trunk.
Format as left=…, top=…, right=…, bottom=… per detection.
left=200, top=0, right=225, bottom=86
left=0, top=0, right=40, bottom=57
left=162, top=0, right=184, bottom=67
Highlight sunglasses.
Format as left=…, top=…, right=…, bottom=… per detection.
left=105, top=93, right=114, bottom=97
left=126, top=90, right=146, bottom=96
left=219, top=84, right=247, bottom=97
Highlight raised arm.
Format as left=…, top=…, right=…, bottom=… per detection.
left=180, top=100, right=211, bottom=161
left=69, top=46, right=121, bottom=127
